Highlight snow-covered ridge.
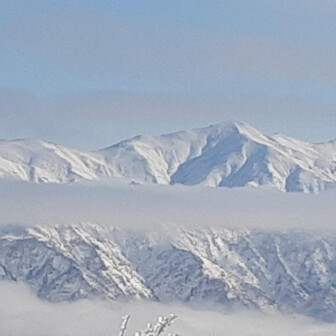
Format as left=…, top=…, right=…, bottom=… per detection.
left=1, top=223, right=336, bottom=322
left=1, top=120, right=335, bottom=193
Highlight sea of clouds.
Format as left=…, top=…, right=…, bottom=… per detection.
left=0, top=180, right=335, bottom=233
left=1, top=180, right=335, bottom=335
left=1, top=282, right=335, bottom=336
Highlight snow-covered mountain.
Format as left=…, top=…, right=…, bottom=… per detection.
left=1, top=223, right=336, bottom=322
left=1, top=121, right=335, bottom=192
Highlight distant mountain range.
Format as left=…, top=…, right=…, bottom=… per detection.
left=1, top=121, right=336, bottom=322
left=1, top=120, right=335, bottom=193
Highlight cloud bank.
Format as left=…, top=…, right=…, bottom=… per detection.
left=0, top=282, right=334, bottom=336
left=0, top=181, right=335, bottom=233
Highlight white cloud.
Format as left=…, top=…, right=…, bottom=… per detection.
left=0, top=281, right=334, bottom=336
left=0, top=181, right=335, bottom=234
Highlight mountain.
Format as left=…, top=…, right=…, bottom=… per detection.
left=0, top=121, right=335, bottom=193
left=1, top=222, right=336, bottom=322
left=0, top=138, right=113, bottom=183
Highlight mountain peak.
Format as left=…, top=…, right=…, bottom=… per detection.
left=203, top=119, right=249, bottom=132
left=200, top=120, right=270, bottom=145
left=0, top=121, right=335, bottom=193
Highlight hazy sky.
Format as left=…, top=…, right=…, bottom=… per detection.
left=1, top=1, right=335, bottom=148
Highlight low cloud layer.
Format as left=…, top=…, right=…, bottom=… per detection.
left=0, top=181, right=335, bottom=233
left=0, top=282, right=334, bottom=336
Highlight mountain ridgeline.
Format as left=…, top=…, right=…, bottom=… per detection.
left=1, top=223, right=336, bottom=322
left=0, top=121, right=335, bottom=193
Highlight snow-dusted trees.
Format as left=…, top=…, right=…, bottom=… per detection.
left=118, top=315, right=130, bottom=336
left=118, top=313, right=178, bottom=336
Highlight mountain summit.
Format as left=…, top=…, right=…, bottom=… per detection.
left=0, top=121, right=335, bottom=193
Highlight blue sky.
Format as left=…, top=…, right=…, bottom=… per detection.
left=0, top=0, right=335, bottom=148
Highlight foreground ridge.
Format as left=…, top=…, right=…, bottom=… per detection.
left=1, top=223, right=336, bottom=322
left=0, top=121, right=335, bottom=193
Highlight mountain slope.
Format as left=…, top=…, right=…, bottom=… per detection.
left=0, top=121, right=335, bottom=193
left=0, top=139, right=113, bottom=183
left=1, top=223, right=336, bottom=321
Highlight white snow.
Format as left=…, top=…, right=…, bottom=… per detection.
left=1, top=222, right=336, bottom=322
left=0, top=120, right=335, bottom=193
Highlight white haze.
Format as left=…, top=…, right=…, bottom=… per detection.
left=0, top=282, right=334, bottom=336
left=0, top=180, right=335, bottom=233
left=1, top=182, right=335, bottom=335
